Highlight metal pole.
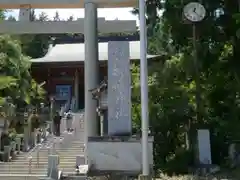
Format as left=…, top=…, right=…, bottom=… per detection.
left=139, top=0, right=149, bottom=176
left=192, top=24, right=201, bottom=123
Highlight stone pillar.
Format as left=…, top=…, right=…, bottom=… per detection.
left=74, top=69, right=79, bottom=111
left=84, top=2, right=99, bottom=139
left=19, top=6, right=31, bottom=21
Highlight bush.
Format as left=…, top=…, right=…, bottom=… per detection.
left=162, top=149, right=193, bottom=175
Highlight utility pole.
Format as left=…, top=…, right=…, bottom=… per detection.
left=139, top=0, right=150, bottom=179
left=192, top=24, right=201, bottom=123
left=183, top=2, right=206, bottom=123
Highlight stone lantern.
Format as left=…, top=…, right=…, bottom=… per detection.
left=89, top=79, right=108, bottom=136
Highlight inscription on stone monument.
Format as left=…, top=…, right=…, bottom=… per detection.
left=108, top=41, right=131, bottom=135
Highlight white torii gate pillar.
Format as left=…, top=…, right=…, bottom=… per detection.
left=84, top=2, right=99, bottom=137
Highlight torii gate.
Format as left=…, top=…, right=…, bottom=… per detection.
left=0, top=0, right=137, bottom=137
left=0, top=0, right=150, bottom=178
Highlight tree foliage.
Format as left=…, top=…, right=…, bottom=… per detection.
left=132, top=0, right=240, bottom=174
left=0, top=35, right=45, bottom=107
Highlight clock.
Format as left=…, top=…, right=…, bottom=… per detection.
left=183, top=2, right=206, bottom=22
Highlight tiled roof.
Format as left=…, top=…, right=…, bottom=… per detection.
left=31, top=41, right=159, bottom=63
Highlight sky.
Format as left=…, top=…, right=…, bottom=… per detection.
left=7, top=8, right=138, bottom=22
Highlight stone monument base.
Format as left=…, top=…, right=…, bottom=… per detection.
left=138, top=174, right=152, bottom=180
left=87, top=136, right=153, bottom=175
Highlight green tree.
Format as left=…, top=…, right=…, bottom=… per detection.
left=0, top=35, right=45, bottom=107
left=131, top=0, right=240, bottom=174
left=16, top=10, right=50, bottom=58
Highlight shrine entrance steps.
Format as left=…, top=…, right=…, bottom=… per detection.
left=0, top=112, right=85, bottom=179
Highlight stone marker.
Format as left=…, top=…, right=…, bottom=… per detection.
left=197, top=129, right=212, bottom=164
left=108, top=41, right=131, bottom=136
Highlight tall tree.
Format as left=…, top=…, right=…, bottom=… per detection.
left=17, top=10, right=50, bottom=58
left=131, top=0, right=240, bottom=174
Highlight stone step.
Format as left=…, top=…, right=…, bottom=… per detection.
left=61, top=175, right=87, bottom=180
left=14, top=152, right=83, bottom=158
left=31, top=156, right=79, bottom=160
left=42, top=143, right=84, bottom=146
left=2, top=159, right=78, bottom=165
left=27, top=150, right=84, bottom=155
left=38, top=148, right=84, bottom=152
left=28, top=154, right=83, bottom=159
left=0, top=167, right=46, bottom=171
left=0, top=162, right=79, bottom=169
left=0, top=175, right=46, bottom=180
left=0, top=170, right=47, bottom=174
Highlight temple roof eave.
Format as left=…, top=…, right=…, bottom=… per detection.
left=30, top=41, right=162, bottom=64
left=31, top=55, right=159, bottom=64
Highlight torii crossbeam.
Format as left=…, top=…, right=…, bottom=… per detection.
left=0, top=0, right=137, bottom=8
left=0, top=19, right=136, bottom=34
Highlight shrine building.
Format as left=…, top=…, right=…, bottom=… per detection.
left=30, top=36, right=159, bottom=111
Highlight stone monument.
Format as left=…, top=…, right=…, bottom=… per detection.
left=108, top=41, right=132, bottom=136
left=87, top=41, right=154, bottom=176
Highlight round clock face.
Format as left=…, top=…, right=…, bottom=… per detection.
left=183, top=2, right=206, bottom=22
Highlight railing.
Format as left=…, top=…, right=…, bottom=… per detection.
left=0, top=125, right=52, bottom=177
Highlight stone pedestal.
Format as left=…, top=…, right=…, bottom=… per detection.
left=47, top=154, right=59, bottom=179
left=23, top=124, right=29, bottom=152
left=66, top=118, right=73, bottom=131
left=3, top=145, right=10, bottom=162
left=138, top=174, right=152, bottom=180
left=76, top=155, right=85, bottom=166
left=87, top=136, right=153, bottom=174
left=16, top=137, right=21, bottom=154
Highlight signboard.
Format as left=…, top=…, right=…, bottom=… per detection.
left=55, top=85, right=71, bottom=100
left=108, top=41, right=131, bottom=135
